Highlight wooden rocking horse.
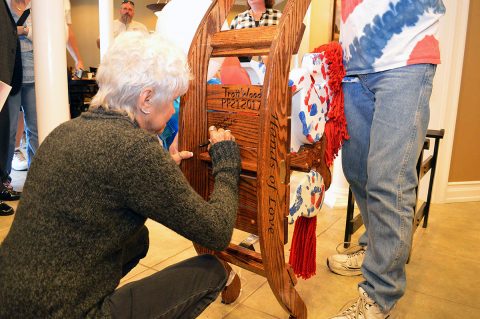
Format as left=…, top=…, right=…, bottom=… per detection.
left=178, top=1, right=346, bottom=318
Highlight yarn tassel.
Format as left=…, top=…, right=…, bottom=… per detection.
left=288, top=215, right=317, bottom=279
left=313, top=42, right=349, bottom=167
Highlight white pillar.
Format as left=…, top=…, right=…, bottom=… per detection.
left=32, top=0, right=70, bottom=143
left=325, top=150, right=350, bottom=208
left=99, top=0, right=114, bottom=60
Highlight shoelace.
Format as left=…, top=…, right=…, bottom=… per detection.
left=335, top=242, right=366, bottom=255
left=356, top=291, right=389, bottom=319
left=347, top=249, right=365, bottom=261
left=337, top=297, right=361, bottom=319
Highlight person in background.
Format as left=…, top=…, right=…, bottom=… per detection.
left=5, top=0, right=85, bottom=177
left=97, top=0, right=148, bottom=48
left=327, top=1, right=445, bottom=318
left=114, top=0, right=147, bottom=37
left=229, top=0, right=281, bottom=67
left=230, top=0, right=281, bottom=29
left=6, top=0, right=38, bottom=173
left=0, top=0, right=20, bottom=216
left=1, top=0, right=34, bottom=204
left=0, top=31, right=241, bottom=318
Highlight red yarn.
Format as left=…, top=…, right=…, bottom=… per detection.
left=288, top=43, right=348, bottom=280
left=288, top=216, right=317, bottom=280
left=313, top=42, right=349, bottom=166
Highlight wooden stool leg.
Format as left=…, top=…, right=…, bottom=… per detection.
left=344, top=188, right=355, bottom=248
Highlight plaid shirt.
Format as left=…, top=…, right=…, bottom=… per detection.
left=230, top=8, right=282, bottom=29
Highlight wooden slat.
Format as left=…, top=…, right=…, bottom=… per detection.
left=420, top=155, right=433, bottom=179
left=203, top=84, right=263, bottom=172
left=216, top=244, right=265, bottom=276
left=207, top=85, right=262, bottom=114
left=209, top=172, right=258, bottom=235
left=207, top=111, right=260, bottom=149
left=414, top=202, right=427, bottom=232
left=210, top=26, right=276, bottom=57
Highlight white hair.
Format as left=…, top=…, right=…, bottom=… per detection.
left=90, top=31, right=190, bottom=119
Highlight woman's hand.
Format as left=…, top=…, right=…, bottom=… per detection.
left=208, top=126, right=235, bottom=148
left=169, top=143, right=193, bottom=165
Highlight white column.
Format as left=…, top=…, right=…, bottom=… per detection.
left=31, top=0, right=70, bottom=143
left=99, top=0, right=114, bottom=60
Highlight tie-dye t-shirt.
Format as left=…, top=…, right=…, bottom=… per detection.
left=340, top=0, right=446, bottom=75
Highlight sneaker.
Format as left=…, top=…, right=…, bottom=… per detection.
left=327, top=243, right=366, bottom=276
left=329, top=287, right=390, bottom=319
left=12, top=148, right=28, bottom=171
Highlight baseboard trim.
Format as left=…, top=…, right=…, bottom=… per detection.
left=445, top=181, right=480, bottom=203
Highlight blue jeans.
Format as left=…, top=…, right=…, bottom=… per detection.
left=342, top=64, right=436, bottom=312
left=5, top=83, right=38, bottom=173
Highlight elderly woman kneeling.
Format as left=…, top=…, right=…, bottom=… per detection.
left=0, top=32, right=241, bottom=318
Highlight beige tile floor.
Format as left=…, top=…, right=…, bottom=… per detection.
left=1, top=170, right=479, bottom=318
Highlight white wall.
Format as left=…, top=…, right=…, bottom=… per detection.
left=427, top=0, right=471, bottom=203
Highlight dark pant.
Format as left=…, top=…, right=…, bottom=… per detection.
left=108, top=226, right=227, bottom=319
left=121, top=225, right=150, bottom=277
left=0, top=101, right=10, bottom=183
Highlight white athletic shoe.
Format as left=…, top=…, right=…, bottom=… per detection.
left=12, top=148, right=28, bottom=171
left=329, top=287, right=391, bottom=319
left=327, top=243, right=366, bottom=276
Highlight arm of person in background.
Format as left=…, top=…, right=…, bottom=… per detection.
left=64, top=0, right=84, bottom=71
left=15, top=4, right=33, bottom=42
left=16, top=25, right=29, bottom=38
left=66, top=25, right=84, bottom=71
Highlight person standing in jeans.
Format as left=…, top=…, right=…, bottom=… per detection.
left=2, top=0, right=36, bottom=197
left=0, top=0, right=21, bottom=215
left=327, top=1, right=445, bottom=318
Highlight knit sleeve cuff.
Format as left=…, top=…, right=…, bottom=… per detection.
left=209, top=141, right=241, bottom=177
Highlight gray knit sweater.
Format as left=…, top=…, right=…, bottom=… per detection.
left=0, top=108, right=241, bottom=318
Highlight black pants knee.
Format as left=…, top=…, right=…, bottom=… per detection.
left=107, top=254, right=227, bottom=319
